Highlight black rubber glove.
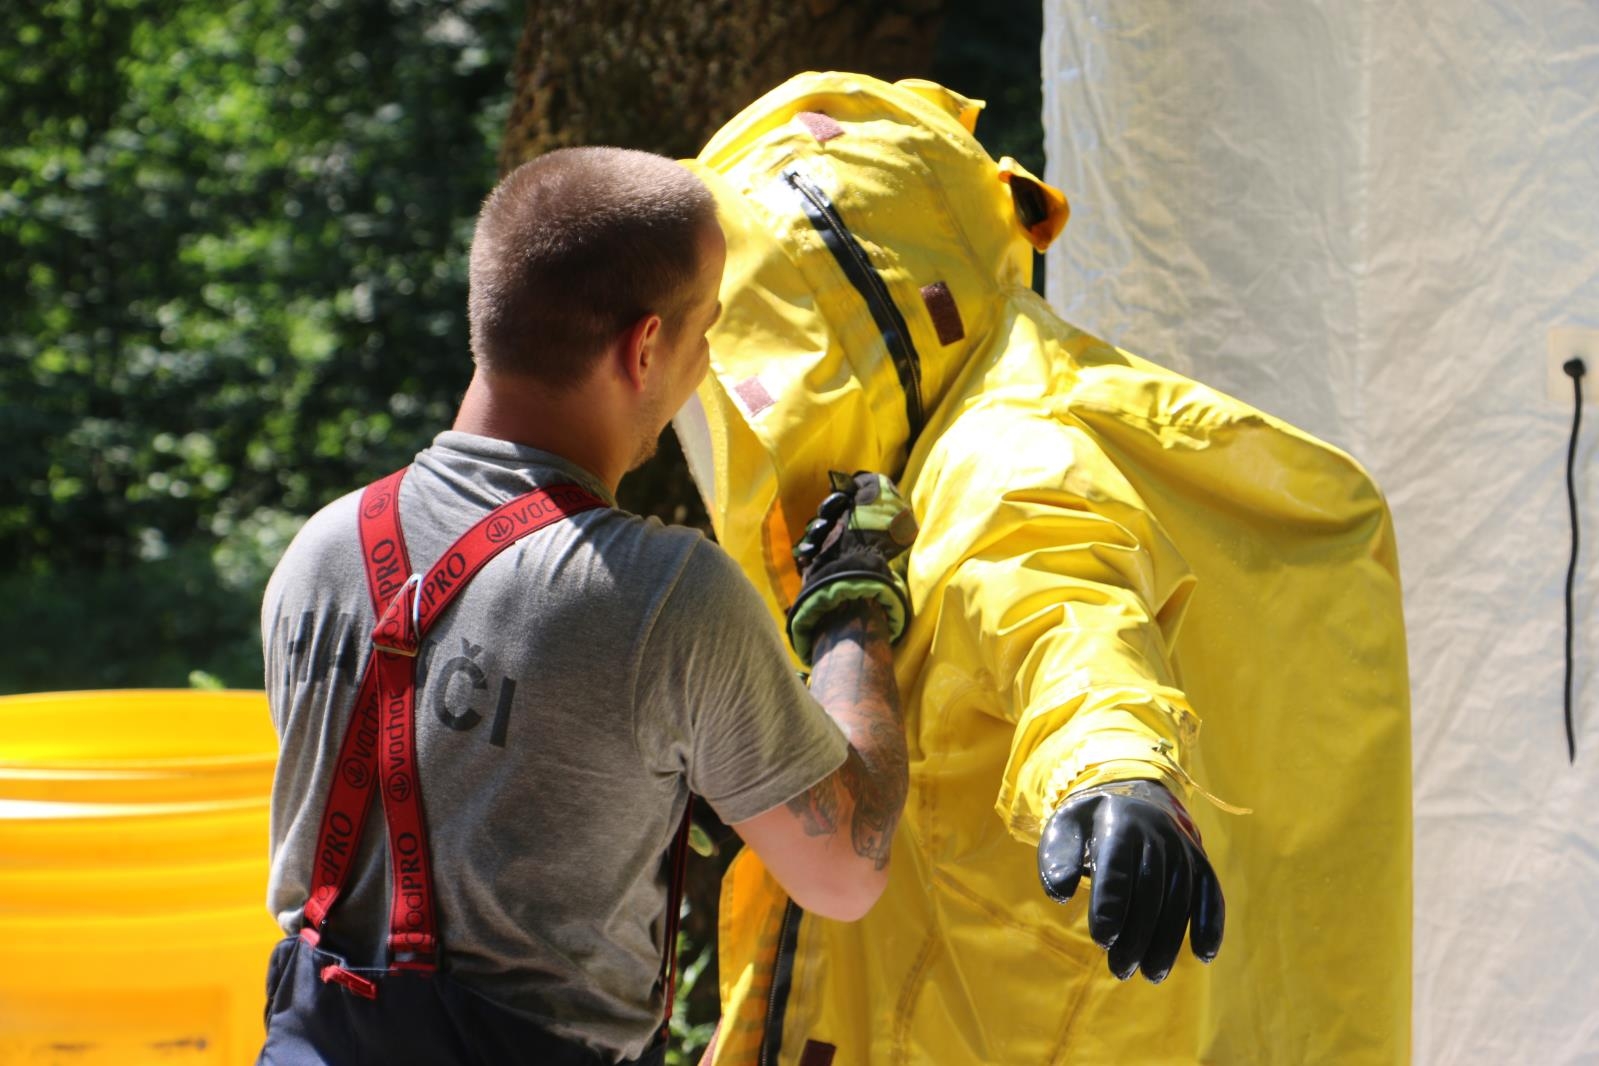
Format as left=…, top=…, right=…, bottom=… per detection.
left=785, top=471, right=918, bottom=665
left=1037, top=779, right=1224, bottom=983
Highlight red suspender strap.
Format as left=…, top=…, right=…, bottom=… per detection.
left=298, top=470, right=606, bottom=980
left=301, top=469, right=412, bottom=937
left=366, top=479, right=605, bottom=972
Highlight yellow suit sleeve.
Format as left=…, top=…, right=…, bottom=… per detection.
left=912, top=403, right=1202, bottom=845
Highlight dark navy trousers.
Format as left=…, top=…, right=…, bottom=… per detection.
left=258, top=936, right=668, bottom=1066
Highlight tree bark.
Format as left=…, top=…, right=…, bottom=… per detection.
left=498, top=0, right=948, bottom=527
left=500, top=0, right=949, bottom=169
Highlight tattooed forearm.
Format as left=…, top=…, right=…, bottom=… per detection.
left=786, top=766, right=843, bottom=836
left=802, top=601, right=908, bottom=870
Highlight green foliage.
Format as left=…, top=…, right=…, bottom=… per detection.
left=0, top=0, right=1041, bottom=694
left=0, top=0, right=518, bottom=691
left=0, top=537, right=263, bottom=692
left=666, top=936, right=718, bottom=1065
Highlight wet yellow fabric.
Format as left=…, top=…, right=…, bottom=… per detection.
left=680, top=72, right=1411, bottom=1065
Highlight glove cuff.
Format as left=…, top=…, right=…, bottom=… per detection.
left=786, top=559, right=910, bottom=666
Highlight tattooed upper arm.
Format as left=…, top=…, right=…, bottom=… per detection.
left=786, top=761, right=845, bottom=837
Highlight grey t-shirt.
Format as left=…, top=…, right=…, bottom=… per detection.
left=262, top=431, right=846, bottom=1060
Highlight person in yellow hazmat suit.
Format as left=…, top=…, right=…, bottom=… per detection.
left=671, top=72, right=1412, bottom=1065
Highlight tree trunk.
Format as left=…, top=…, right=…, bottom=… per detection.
left=500, top=0, right=948, bottom=168
left=498, top=0, right=948, bottom=528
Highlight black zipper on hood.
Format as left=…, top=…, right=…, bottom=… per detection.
left=781, top=166, right=926, bottom=438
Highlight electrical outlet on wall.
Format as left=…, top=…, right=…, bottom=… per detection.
left=1548, top=326, right=1599, bottom=404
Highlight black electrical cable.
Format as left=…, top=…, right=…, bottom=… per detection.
left=1563, top=356, right=1586, bottom=763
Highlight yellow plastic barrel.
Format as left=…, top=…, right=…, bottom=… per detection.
left=0, top=690, right=282, bottom=1065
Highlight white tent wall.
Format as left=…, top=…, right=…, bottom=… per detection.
left=1041, top=3, right=1599, bottom=1064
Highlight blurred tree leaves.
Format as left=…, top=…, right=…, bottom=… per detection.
left=0, top=0, right=517, bottom=691
left=0, top=0, right=1041, bottom=696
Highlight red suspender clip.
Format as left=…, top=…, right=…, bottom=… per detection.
left=320, top=963, right=379, bottom=1000
left=372, top=572, right=422, bottom=657
left=296, top=468, right=605, bottom=997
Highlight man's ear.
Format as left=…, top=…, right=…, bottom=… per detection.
left=619, top=313, right=663, bottom=392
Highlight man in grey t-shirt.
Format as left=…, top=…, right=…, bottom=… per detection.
left=258, top=149, right=910, bottom=1065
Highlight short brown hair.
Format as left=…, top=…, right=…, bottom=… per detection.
left=467, top=147, right=716, bottom=386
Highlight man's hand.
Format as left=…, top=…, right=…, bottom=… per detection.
left=786, top=471, right=918, bottom=665
left=1037, top=779, right=1224, bottom=983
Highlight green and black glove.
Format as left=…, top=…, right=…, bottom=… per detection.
left=785, top=471, right=918, bottom=665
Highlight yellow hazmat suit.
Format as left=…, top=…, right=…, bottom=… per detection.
left=672, top=72, right=1411, bottom=1065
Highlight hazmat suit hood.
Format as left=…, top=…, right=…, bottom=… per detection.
left=673, top=72, right=1067, bottom=622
